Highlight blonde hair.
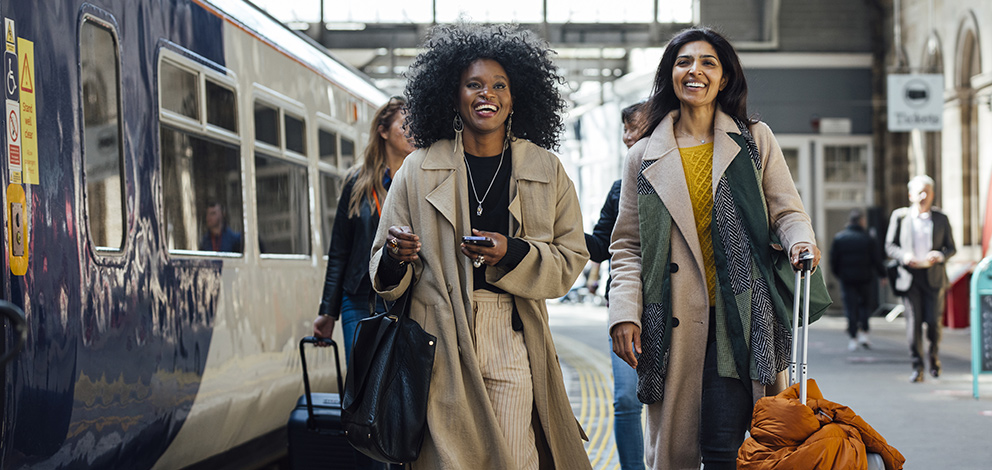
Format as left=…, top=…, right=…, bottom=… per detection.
left=347, top=96, right=407, bottom=218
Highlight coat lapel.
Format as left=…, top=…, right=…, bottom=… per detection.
left=422, top=139, right=463, bottom=234
left=641, top=112, right=705, bottom=275
left=508, top=139, right=553, bottom=236
left=712, top=111, right=744, bottom=188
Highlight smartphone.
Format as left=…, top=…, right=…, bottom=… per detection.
left=462, top=235, right=495, bottom=247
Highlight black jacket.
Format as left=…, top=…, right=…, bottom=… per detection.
left=829, top=223, right=884, bottom=283
left=584, top=179, right=621, bottom=298
left=585, top=179, right=621, bottom=263
left=884, top=207, right=956, bottom=290
left=317, top=174, right=383, bottom=318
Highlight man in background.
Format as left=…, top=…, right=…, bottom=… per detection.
left=884, top=175, right=956, bottom=383
left=830, top=208, right=884, bottom=351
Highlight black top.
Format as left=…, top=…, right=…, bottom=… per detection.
left=465, top=149, right=513, bottom=293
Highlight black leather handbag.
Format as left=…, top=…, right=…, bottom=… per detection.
left=341, top=288, right=436, bottom=463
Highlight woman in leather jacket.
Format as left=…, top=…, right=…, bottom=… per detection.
left=313, top=96, right=414, bottom=364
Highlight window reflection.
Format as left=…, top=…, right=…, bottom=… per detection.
left=255, top=153, right=310, bottom=255
left=81, top=20, right=125, bottom=250
left=160, top=128, right=244, bottom=252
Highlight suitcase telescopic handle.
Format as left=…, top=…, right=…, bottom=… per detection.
left=788, top=252, right=816, bottom=405
left=298, top=336, right=344, bottom=427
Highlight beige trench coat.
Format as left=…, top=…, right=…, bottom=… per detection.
left=608, top=109, right=816, bottom=470
left=370, top=137, right=592, bottom=469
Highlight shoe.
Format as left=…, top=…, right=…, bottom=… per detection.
left=857, top=331, right=871, bottom=349
left=910, top=370, right=924, bottom=383
left=930, top=366, right=941, bottom=378
left=848, top=339, right=858, bottom=352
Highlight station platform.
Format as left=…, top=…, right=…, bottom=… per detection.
left=547, top=302, right=992, bottom=470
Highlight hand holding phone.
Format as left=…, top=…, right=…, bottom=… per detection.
left=462, top=235, right=495, bottom=247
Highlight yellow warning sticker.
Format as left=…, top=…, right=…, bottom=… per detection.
left=18, top=38, right=36, bottom=184
left=7, top=183, right=28, bottom=276
left=4, top=19, right=13, bottom=54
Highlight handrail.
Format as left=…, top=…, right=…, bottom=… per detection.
left=0, top=300, right=26, bottom=367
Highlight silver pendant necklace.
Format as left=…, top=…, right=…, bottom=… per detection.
left=676, top=127, right=711, bottom=144
left=464, top=142, right=507, bottom=216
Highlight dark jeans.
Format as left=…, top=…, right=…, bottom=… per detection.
left=840, top=281, right=873, bottom=338
left=903, top=269, right=945, bottom=371
left=699, top=317, right=753, bottom=470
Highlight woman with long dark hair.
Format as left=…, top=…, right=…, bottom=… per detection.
left=609, top=27, right=821, bottom=469
left=371, top=23, right=592, bottom=470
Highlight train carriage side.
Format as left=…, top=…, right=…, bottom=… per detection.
left=0, top=0, right=384, bottom=468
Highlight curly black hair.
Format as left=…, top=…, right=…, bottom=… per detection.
left=403, top=23, right=567, bottom=151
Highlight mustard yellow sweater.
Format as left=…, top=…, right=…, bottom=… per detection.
left=679, top=143, right=716, bottom=304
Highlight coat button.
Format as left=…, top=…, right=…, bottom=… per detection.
left=670, top=263, right=679, bottom=273
left=671, top=317, right=680, bottom=327
left=446, top=283, right=453, bottom=293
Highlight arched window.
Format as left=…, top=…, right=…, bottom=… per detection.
left=955, top=16, right=981, bottom=246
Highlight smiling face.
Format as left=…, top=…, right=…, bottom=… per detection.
left=457, top=58, right=513, bottom=144
left=671, top=40, right=727, bottom=111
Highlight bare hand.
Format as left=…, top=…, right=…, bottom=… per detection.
left=386, top=225, right=421, bottom=263
left=460, top=228, right=507, bottom=267
left=312, top=315, right=335, bottom=346
left=611, top=322, right=641, bottom=369
left=790, top=242, right=821, bottom=270
left=925, top=250, right=945, bottom=265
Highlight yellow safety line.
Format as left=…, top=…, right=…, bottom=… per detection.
left=557, top=336, right=625, bottom=470
left=588, top=357, right=609, bottom=467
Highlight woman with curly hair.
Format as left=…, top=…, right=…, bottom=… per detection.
left=370, top=23, right=592, bottom=469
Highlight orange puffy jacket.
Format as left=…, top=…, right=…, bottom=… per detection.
left=738, top=379, right=905, bottom=470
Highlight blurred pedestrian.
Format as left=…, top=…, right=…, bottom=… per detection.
left=609, top=27, right=820, bottom=469
left=371, top=23, right=592, bottom=469
left=584, top=100, right=647, bottom=470
left=884, top=175, right=956, bottom=383
left=313, top=96, right=413, bottom=360
left=830, top=208, right=885, bottom=351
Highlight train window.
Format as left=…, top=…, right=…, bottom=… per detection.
left=81, top=20, right=126, bottom=251
left=254, top=102, right=279, bottom=147
left=255, top=153, right=311, bottom=255
left=340, top=137, right=356, bottom=168
left=285, top=114, right=306, bottom=155
left=320, top=171, right=344, bottom=254
left=206, top=80, right=237, bottom=132
left=160, top=127, right=244, bottom=253
left=160, top=61, right=199, bottom=120
left=319, top=128, right=338, bottom=166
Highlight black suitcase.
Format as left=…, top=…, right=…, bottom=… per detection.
left=288, top=336, right=357, bottom=469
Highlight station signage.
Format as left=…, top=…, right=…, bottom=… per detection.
left=887, top=74, right=943, bottom=132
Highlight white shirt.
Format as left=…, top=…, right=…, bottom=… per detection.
left=909, top=206, right=933, bottom=266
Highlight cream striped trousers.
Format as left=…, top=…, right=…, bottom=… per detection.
left=473, top=290, right=539, bottom=470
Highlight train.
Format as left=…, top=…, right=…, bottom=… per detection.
left=0, top=0, right=386, bottom=468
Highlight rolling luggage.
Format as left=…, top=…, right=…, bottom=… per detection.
left=287, top=336, right=357, bottom=470
left=738, top=253, right=902, bottom=470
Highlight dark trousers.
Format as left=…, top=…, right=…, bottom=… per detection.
left=699, top=311, right=753, bottom=470
left=903, top=269, right=945, bottom=371
left=840, top=281, right=872, bottom=338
